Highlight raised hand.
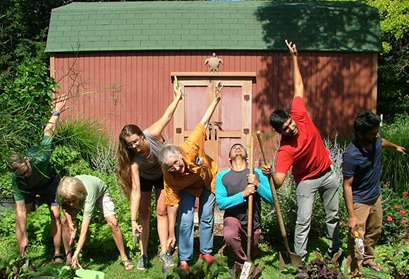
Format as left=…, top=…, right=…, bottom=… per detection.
left=285, top=39, right=298, bottom=57
left=53, top=94, right=68, bottom=113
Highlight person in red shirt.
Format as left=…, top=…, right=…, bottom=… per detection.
left=263, top=40, right=341, bottom=263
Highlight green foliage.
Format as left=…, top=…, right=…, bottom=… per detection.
left=0, top=58, right=57, bottom=171
left=380, top=188, right=409, bottom=244
left=380, top=114, right=409, bottom=192
left=379, top=242, right=409, bottom=278
left=0, top=172, right=13, bottom=198
left=168, top=259, right=230, bottom=279
left=21, top=264, right=77, bottom=279
left=53, top=119, right=109, bottom=164
left=50, top=146, right=81, bottom=176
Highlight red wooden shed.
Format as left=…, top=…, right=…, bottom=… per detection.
left=46, top=1, right=382, bottom=169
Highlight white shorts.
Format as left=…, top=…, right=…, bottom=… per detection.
left=96, top=193, right=116, bottom=217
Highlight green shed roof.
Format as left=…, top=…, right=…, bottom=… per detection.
left=45, top=1, right=382, bottom=53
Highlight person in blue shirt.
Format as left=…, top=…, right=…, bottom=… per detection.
left=343, top=110, right=405, bottom=275
left=215, top=143, right=273, bottom=263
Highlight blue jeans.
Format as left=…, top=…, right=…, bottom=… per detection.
left=294, top=166, right=341, bottom=260
left=177, top=189, right=215, bottom=261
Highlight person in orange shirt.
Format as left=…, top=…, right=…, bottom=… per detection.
left=158, top=82, right=222, bottom=271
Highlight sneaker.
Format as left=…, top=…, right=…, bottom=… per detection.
left=199, top=253, right=217, bottom=264
left=137, top=255, right=148, bottom=270
left=160, top=252, right=175, bottom=267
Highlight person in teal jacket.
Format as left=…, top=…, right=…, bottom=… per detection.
left=215, top=143, right=273, bottom=263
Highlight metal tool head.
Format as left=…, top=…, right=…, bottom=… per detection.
left=133, top=232, right=140, bottom=249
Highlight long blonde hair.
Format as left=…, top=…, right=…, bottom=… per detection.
left=117, top=124, right=144, bottom=199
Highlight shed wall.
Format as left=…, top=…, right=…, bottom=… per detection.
left=51, top=51, right=376, bottom=140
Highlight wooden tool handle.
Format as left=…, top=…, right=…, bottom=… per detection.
left=256, top=131, right=291, bottom=254
left=247, top=136, right=254, bottom=261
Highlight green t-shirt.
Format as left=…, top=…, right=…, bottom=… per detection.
left=76, top=175, right=108, bottom=219
left=12, top=135, right=56, bottom=201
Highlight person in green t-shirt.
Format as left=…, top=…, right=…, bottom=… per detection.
left=57, top=175, right=133, bottom=271
left=8, top=97, right=67, bottom=262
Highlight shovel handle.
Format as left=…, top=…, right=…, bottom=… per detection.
left=256, top=131, right=292, bottom=254
left=247, top=137, right=254, bottom=261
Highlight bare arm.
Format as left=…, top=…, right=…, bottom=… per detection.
left=285, top=39, right=304, bottom=99
left=200, top=81, right=223, bottom=129
left=261, top=164, right=287, bottom=189
left=72, top=217, right=91, bottom=268
left=382, top=138, right=406, bottom=154
left=272, top=172, right=287, bottom=189
left=130, top=163, right=142, bottom=235
left=148, top=86, right=183, bottom=139
left=167, top=204, right=179, bottom=247
left=343, top=175, right=358, bottom=230
left=44, top=95, right=67, bottom=137
left=15, top=200, right=28, bottom=257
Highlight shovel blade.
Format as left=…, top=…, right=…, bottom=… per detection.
left=279, top=251, right=303, bottom=270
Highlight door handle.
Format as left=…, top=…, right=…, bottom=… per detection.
left=214, top=121, right=223, bottom=131
left=208, top=122, right=212, bottom=140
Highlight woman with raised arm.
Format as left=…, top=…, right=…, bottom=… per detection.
left=117, top=84, right=183, bottom=270
left=158, top=81, right=223, bottom=271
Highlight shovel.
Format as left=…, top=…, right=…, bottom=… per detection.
left=238, top=137, right=264, bottom=279
left=256, top=131, right=302, bottom=270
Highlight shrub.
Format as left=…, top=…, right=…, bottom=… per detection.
left=53, top=118, right=109, bottom=164
left=379, top=242, right=409, bottom=279
left=381, top=113, right=409, bottom=192
left=0, top=58, right=56, bottom=171
left=380, top=188, right=409, bottom=244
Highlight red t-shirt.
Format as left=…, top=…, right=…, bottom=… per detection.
left=275, top=97, right=331, bottom=182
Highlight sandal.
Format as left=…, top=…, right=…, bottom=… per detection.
left=363, top=261, right=382, bottom=272
left=53, top=254, right=64, bottom=263
left=121, top=259, right=134, bottom=271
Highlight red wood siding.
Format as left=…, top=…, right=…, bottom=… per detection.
left=51, top=51, right=376, bottom=141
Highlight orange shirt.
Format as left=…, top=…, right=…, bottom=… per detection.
left=164, top=123, right=218, bottom=206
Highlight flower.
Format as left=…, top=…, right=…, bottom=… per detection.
left=403, top=191, right=408, bottom=196
left=387, top=216, right=393, bottom=222
left=400, top=210, right=406, bottom=214
left=402, top=219, right=406, bottom=225
left=394, top=205, right=400, bottom=209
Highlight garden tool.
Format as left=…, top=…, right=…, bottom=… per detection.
left=256, top=131, right=302, bottom=270
left=353, top=229, right=364, bottom=256
left=133, top=231, right=140, bottom=249
left=237, top=137, right=264, bottom=279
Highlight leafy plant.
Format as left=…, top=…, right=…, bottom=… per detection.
left=380, top=188, right=409, bottom=244
left=0, top=58, right=56, bottom=171
left=21, top=263, right=77, bottom=279
left=379, top=242, right=409, bottom=279
left=380, top=113, right=409, bottom=193
left=294, top=252, right=344, bottom=279
left=168, top=259, right=230, bottom=279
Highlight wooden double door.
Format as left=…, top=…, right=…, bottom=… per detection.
left=172, top=73, right=255, bottom=170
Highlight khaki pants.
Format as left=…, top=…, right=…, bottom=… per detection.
left=346, top=195, right=382, bottom=275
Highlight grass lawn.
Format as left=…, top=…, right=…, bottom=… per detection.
left=0, top=236, right=393, bottom=279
